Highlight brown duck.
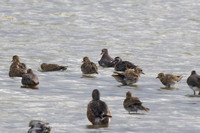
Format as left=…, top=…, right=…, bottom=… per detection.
left=123, top=91, right=149, bottom=114
left=81, top=57, right=98, bottom=74
left=9, top=55, right=27, bottom=77
left=187, top=70, right=200, bottom=95
left=87, top=89, right=112, bottom=125
left=114, top=57, right=137, bottom=71
left=41, top=63, right=67, bottom=72
left=112, top=68, right=144, bottom=85
left=98, top=49, right=115, bottom=67
left=28, top=120, right=51, bottom=133
left=21, top=69, right=39, bottom=87
left=156, top=73, right=183, bottom=88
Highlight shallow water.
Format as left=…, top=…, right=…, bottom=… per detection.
left=0, top=0, right=200, bottom=133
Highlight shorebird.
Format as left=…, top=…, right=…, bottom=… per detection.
left=156, top=73, right=183, bottom=88
left=113, top=57, right=137, bottom=71
left=98, top=49, right=115, bottom=67
left=9, top=55, right=27, bottom=77
left=187, top=70, right=200, bottom=95
left=41, top=63, right=67, bottom=72
left=28, top=120, right=51, bottom=133
left=123, top=91, right=149, bottom=114
left=112, top=68, right=144, bottom=85
left=81, top=57, right=98, bottom=74
left=21, top=69, right=39, bottom=87
left=87, top=89, right=112, bottom=125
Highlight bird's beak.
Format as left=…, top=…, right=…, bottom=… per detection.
left=100, top=51, right=104, bottom=55
left=156, top=76, right=159, bottom=78
left=142, top=72, right=145, bottom=74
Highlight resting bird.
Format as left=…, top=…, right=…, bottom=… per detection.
left=112, top=68, right=144, bottom=85
left=81, top=57, right=98, bottom=74
left=41, top=63, right=67, bottom=72
left=123, top=91, right=149, bottom=114
left=156, top=73, right=183, bottom=88
left=98, top=49, right=115, bottom=67
left=21, top=69, right=39, bottom=87
left=114, top=57, right=137, bottom=71
left=9, top=55, right=27, bottom=77
left=87, top=89, right=112, bottom=125
left=28, top=120, right=51, bottom=133
left=187, top=70, right=200, bottom=95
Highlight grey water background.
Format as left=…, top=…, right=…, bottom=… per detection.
left=0, top=0, right=200, bottom=132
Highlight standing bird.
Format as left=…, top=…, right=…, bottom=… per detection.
left=9, top=55, right=27, bottom=77
left=98, top=49, right=115, bottom=67
left=123, top=91, right=149, bottom=114
left=41, top=63, right=67, bottom=72
left=187, top=70, right=200, bottom=95
left=113, top=57, right=137, bottom=71
left=156, top=73, right=183, bottom=88
left=28, top=120, right=51, bottom=133
left=21, top=69, right=39, bottom=87
left=112, top=68, right=144, bottom=85
left=81, top=57, right=98, bottom=74
left=87, top=89, right=112, bottom=125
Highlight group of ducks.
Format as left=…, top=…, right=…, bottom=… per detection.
left=8, top=49, right=200, bottom=133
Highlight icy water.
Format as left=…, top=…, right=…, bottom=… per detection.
left=0, top=0, right=200, bottom=132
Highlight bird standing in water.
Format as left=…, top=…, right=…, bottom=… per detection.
left=187, top=70, right=200, bottom=95
left=123, top=91, right=149, bottom=114
left=81, top=57, right=98, bottom=74
left=98, top=49, right=115, bottom=67
left=87, top=89, right=112, bottom=125
left=156, top=73, right=183, bottom=88
left=21, top=69, right=39, bottom=87
left=9, top=55, right=27, bottom=77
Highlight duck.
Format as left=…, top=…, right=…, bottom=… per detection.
left=28, top=120, right=51, bottom=133
left=87, top=89, right=112, bottom=125
left=41, top=63, right=67, bottom=72
left=9, top=55, right=27, bottom=77
left=21, top=69, right=39, bottom=87
left=156, top=73, right=183, bottom=88
left=81, top=57, right=98, bottom=74
left=112, top=68, right=144, bottom=85
left=98, top=49, right=115, bottom=67
left=123, top=91, right=149, bottom=114
left=187, top=70, right=200, bottom=95
left=113, top=57, right=137, bottom=71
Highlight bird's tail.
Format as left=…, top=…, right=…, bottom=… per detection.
left=139, top=106, right=150, bottom=112
left=177, top=75, right=183, bottom=82
left=59, top=66, right=68, bottom=70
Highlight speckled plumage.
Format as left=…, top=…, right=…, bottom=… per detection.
left=9, top=55, right=27, bottom=77
left=156, top=73, right=183, bottom=88
left=87, top=89, right=112, bottom=125
left=187, top=70, right=200, bottom=95
left=81, top=57, right=98, bottom=74
left=112, top=68, right=144, bottom=85
left=98, top=49, right=115, bottom=67
left=41, top=63, right=67, bottom=72
left=28, top=120, right=51, bottom=133
left=123, top=91, right=149, bottom=113
left=114, top=57, right=137, bottom=71
left=21, top=69, right=39, bottom=87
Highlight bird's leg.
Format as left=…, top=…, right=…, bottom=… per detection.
left=194, top=90, right=196, bottom=95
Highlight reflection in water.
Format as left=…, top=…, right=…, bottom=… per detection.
left=159, top=87, right=179, bottom=90
left=81, top=74, right=97, bottom=79
left=86, top=124, right=109, bottom=129
left=21, top=85, right=39, bottom=90
left=185, top=94, right=200, bottom=98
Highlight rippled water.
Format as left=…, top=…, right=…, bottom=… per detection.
left=0, top=0, right=200, bottom=132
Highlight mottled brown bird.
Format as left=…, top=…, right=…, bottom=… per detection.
left=114, top=57, right=137, bottom=71
left=98, top=49, right=115, bottom=67
left=112, top=68, right=144, bottom=85
left=187, top=70, right=200, bottom=95
left=28, top=120, right=51, bottom=133
left=81, top=57, right=98, bottom=74
left=41, top=63, right=67, bottom=72
left=9, top=55, right=27, bottom=77
left=156, top=73, right=183, bottom=88
left=21, top=69, right=39, bottom=87
left=123, top=91, right=149, bottom=114
left=87, top=89, right=112, bottom=125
